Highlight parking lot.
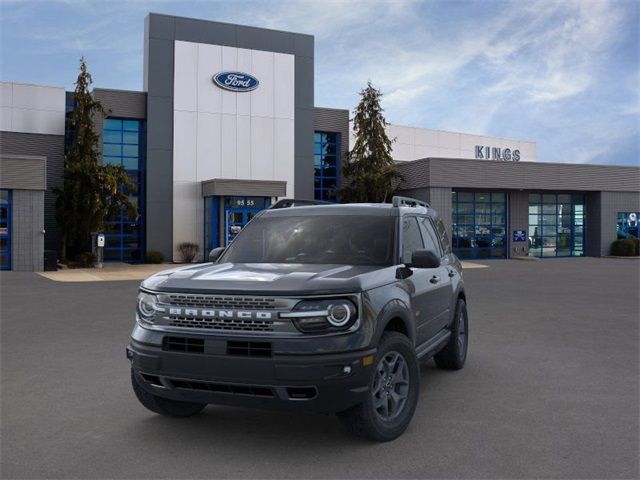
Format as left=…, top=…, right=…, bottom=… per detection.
left=1, top=258, right=638, bottom=479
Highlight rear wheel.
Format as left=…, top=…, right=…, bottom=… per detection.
left=131, top=369, right=206, bottom=417
left=434, top=299, right=468, bottom=370
left=338, top=332, right=419, bottom=442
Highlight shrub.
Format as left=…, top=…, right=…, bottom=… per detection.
left=611, top=239, right=636, bottom=256
left=177, top=242, right=200, bottom=263
left=145, top=250, right=164, bottom=264
left=75, top=252, right=97, bottom=267
left=631, top=237, right=640, bottom=256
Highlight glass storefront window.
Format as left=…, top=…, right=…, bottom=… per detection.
left=616, top=212, right=639, bottom=239
left=452, top=190, right=507, bottom=259
left=102, top=117, right=145, bottom=263
left=528, top=193, right=585, bottom=257
left=314, top=131, right=340, bottom=202
left=0, top=189, right=11, bottom=270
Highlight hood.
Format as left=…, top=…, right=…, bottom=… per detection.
left=141, top=262, right=397, bottom=295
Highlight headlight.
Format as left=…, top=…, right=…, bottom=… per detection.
left=137, top=291, right=158, bottom=322
left=327, top=303, right=352, bottom=327
left=282, top=298, right=358, bottom=333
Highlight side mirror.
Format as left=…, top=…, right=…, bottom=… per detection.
left=408, top=249, right=440, bottom=269
left=208, top=247, right=225, bottom=263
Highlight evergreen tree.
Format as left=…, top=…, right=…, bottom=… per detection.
left=339, top=81, right=401, bottom=203
left=55, top=58, right=136, bottom=260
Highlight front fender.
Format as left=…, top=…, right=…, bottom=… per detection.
left=363, top=283, right=416, bottom=347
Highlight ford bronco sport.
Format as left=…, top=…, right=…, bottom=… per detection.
left=127, top=196, right=468, bottom=441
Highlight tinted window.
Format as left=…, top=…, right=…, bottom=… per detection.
left=419, top=217, right=442, bottom=256
left=436, top=219, right=451, bottom=253
left=401, top=217, right=424, bottom=264
left=220, top=215, right=395, bottom=266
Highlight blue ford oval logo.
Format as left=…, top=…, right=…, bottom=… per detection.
left=212, top=72, right=259, bottom=92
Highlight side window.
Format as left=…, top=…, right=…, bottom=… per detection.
left=435, top=218, right=451, bottom=253
left=419, top=217, right=443, bottom=257
left=402, top=217, right=424, bottom=264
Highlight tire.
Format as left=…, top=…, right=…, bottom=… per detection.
left=338, top=332, right=419, bottom=442
left=131, top=369, right=206, bottom=417
left=434, top=298, right=468, bottom=370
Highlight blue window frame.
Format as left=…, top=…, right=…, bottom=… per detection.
left=64, top=95, right=75, bottom=152
left=102, top=118, right=145, bottom=263
left=528, top=193, right=585, bottom=257
left=204, top=196, right=220, bottom=252
left=452, top=191, right=507, bottom=259
left=314, top=131, right=340, bottom=202
left=0, top=189, right=11, bottom=270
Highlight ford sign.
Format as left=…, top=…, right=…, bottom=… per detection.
left=213, top=72, right=259, bottom=92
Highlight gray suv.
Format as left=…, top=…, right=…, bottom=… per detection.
left=127, top=196, right=468, bottom=441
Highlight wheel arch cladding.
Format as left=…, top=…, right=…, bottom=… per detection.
left=376, top=299, right=415, bottom=345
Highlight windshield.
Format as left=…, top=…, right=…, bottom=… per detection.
left=220, top=215, right=396, bottom=266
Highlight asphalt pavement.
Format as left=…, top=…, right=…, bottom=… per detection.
left=1, top=258, right=638, bottom=479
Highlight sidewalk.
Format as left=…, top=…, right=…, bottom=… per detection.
left=37, top=263, right=185, bottom=282
left=462, top=261, right=488, bottom=269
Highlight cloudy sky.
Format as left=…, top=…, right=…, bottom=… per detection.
left=1, top=0, right=638, bottom=166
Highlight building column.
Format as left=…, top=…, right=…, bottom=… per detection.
left=426, top=187, right=452, bottom=239
left=508, top=191, right=529, bottom=258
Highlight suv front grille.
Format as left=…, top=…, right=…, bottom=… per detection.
left=227, top=341, right=272, bottom=357
left=163, top=336, right=205, bottom=353
left=168, top=316, right=274, bottom=332
left=164, top=294, right=277, bottom=310
left=149, top=293, right=311, bottom=335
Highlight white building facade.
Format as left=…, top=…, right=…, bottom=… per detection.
left=351, top=123, right=537, bottom=163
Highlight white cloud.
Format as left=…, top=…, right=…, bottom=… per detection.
left=479, top=0, right=624, bottom=103
left=1, top=0, right=637, bottom=165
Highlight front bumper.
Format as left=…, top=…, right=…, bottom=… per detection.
left=128, top=336, right=376, bottom=414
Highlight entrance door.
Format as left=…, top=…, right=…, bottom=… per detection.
left=0, top=190, right=11, bottom=270
left=225, top=209, right=250, bottom=244
left=224, top=196, right=270, bottom=245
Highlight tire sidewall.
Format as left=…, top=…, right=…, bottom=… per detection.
left=454, top=300, right=469, bottom=366
left=364, top=333, right=420, bottom=440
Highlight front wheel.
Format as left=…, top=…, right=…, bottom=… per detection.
left=434, top=298, right=468, bottom=370
left=131, top=369, right=206, bottom=417
left=337, top=332, right=419, bottom=442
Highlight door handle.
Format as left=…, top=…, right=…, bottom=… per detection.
left=430, top=275, right=440, bottom=284
left=448, top=269, right=456, bottom=278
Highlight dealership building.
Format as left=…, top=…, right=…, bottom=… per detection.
left=1, top=13, right=639, bottom=271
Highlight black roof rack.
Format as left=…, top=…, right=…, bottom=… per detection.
left=391, top=196, right=430, bottom=208
left=270, top=198, right=333, bottom=209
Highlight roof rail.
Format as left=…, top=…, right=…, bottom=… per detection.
left=270, top=198, right=333, bottom=209
left=391, top=196, right=430, bottom=208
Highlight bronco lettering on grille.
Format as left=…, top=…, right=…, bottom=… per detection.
left=167, top=308, right=274, bottom=320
